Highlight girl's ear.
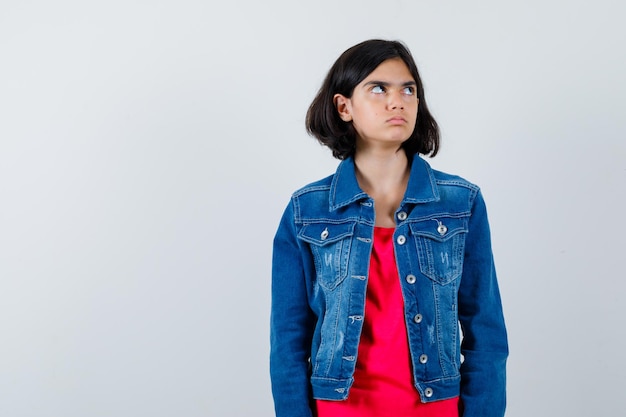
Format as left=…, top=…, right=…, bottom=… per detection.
left=333, top=94, right=353, bottom=122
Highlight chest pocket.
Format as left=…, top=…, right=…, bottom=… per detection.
left=298, top=222, right=355, bottom=290
left=409, top=216, right=468, bottom=285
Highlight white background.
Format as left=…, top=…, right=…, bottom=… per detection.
left=1, top=1, right=624, bottom=416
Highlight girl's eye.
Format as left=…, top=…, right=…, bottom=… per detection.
left=371, top=85, right=385, bottom=94
left=403, top=86, right=415, bottom=95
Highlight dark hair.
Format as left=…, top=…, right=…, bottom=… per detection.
left=306, top=39, right=440, bottom=160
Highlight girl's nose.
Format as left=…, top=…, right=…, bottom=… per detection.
left=387, top=91, right=404, bottom=110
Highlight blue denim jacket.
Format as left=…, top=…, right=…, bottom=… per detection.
left=270, top=156, right=508, bottom=417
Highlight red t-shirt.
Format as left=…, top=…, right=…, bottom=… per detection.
left=316, top=227, right=459, bottom=417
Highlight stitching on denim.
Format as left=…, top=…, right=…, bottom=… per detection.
left=435, top=179, right=477, bottom=188
left=292, top=184, right=331, bottom=198
left=407, top=212, right=471, bottom=223
left=292, top=196, right=301, bottom=223
left=298, top=217, right=361, bottom=225
left=433, top=280, right=443, bottom=377
left=324, top=285, right=343, bottom=376
left=330, top=194, right=368, bottom=211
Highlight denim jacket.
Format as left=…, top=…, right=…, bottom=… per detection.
left=270, top=156, right=508, bottom=417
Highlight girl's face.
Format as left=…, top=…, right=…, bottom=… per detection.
left=334, top=58, right=418, bottom=151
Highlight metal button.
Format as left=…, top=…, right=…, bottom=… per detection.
left=414, top=313, right=423, bottom=323
left=406, top=274, right=416, bottom=284
left=424, top=387, right=433, bottom=398
left=397, top=211, right=407, bottom=221
left=396, top=235, right=406, bottom=245
left=320, top=228, right=329, bottom=240
left=437, top=223, right=447, bottom=236
left=419, top=354, right=428, bottom=364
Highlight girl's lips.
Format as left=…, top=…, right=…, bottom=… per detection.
left=387, top=117, right=406, bottom=124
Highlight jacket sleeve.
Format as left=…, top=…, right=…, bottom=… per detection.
left=458, top=190, right=509, bottom=417
left=270, top=199, right=316, bottom=417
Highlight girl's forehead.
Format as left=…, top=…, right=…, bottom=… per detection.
left=362, top=58, right=414, bottom=81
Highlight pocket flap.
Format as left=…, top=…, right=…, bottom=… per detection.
left=299, top=222, right=356, bottom=246
left=409, top=216, right=468, bottom=242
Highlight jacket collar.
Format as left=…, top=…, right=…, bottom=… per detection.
left=329, top=155, right=440, bottom=211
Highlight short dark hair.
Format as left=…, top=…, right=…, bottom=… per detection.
left=306, top=39, right=440, bottom=160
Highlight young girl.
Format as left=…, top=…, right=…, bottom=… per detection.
left=270, top=39, right=508, bottom=417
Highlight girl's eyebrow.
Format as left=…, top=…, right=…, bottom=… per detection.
left=363, top=80, right=417, bottom=87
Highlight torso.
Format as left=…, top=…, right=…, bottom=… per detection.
left=315, top=227, right=460, bottom=417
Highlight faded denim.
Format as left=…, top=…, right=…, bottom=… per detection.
left=270, top=156, right=508, bottom=417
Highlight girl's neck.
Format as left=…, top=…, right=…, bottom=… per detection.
left=354, top=148, right=410, bottom=228
left=354, top=148, right=409, bottom=195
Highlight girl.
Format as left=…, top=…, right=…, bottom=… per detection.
left=270, top=39, right=508, bottom=417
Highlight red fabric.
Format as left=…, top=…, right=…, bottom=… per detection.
left=316, top=227, right=459, bottom=417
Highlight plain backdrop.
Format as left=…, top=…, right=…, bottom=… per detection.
left=1, top=1, right=625, bottom=416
